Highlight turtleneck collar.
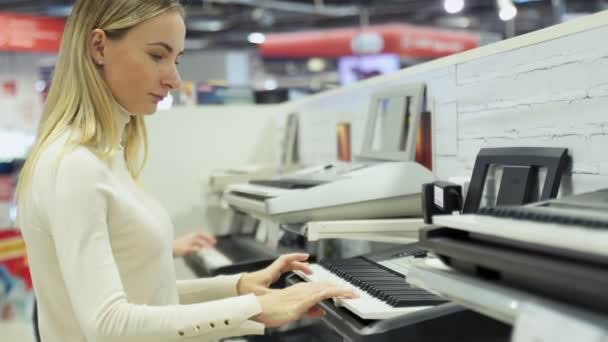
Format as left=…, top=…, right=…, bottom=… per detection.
left=115, top=103, right=133, bottom=135
left=113, top=103, right=135, bottom=153
left=62, top=102, right=134, bottom=153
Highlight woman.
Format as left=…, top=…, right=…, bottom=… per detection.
left=16, top=1, right=355, bottom=341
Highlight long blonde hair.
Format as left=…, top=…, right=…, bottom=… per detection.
left=16, top=0, right=184, bottom=199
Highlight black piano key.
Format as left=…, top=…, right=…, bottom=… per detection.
left=373, top=287, right=418, bottom=297
left=373, top=285, right=416, bottom=291
left=391, top=297, right=446, bottom=307
left=386, top=292, right=440, bottom=301
left=343, top=269, right=398, bottom=276
left=382, top=290, right=428, bottom=298
left=384, top=291, right=437, bottom=299
left=362, top=280, right=405, bottom=288
left=358, top=279, right=405, bottom=289
left=343, top=272, right=396, bottom=280
left=335, top=266, right=390, bottom=273
left=362, top=280, right=407, bottom=288
left=342, top=272, right=400, bottom=279
left=381, top=291, right=429, bottom=302
left=359, top=282, right=402, bottom=292
left=364, top=282, right=406, bottom=293
left=345, top=273, right=399, bottom=280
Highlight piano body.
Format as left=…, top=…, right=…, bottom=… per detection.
left=224, top=83, right=433, bottom=224
left=225, top=161, right=433, bottom=224
left=421, top=189, right=608, bottom=314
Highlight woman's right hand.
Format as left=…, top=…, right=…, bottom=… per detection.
left=253, top=282, right=357, bottom=328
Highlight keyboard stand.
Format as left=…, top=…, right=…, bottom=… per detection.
left=408, top=257, right=608, bottom=326
left=286, top=274, right=511, bottom=342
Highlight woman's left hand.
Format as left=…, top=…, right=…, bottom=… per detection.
left=237, top=253, right=312, bottom=296
left=172, top=232, right=217, bottom=258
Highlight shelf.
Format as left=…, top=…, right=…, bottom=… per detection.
left=407, top=259, right=608, bottom=329
left=304, top=218, right=433, bottom=243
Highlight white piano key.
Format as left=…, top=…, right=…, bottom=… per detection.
left=197, top=247, right=232, bottom=269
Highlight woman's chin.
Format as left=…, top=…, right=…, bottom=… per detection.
left=141, top=104, right=158, bottom=115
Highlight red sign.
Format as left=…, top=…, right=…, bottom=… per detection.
left=0, top=229, right=32, bottom=290
left=260, top=24, right=479, bottom=59
left=0, top=12, right=65, bottom=53
left=0, top=176, right=12, bottom=202
left=2, top=80, right=16, bottom=97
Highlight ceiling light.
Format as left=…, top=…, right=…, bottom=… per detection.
left=251, top=8, right=275, bottom=27
left=351, top=31, right=384, bottom=55
left=46, top=5, right=72, bottom=17
left=437, top=16, right=472, bottom=28
left=499, top=5, right=517, bottom=21
left=187, top=19, right=228, bottom=32
left=248, top=32, right=266, bottom=44
left=264, top=79, right=278, bottom=90
left=497, top=0, right=518, bottom=21
left=444, top=0, right=465, bottom=14
left=35, top=80, right=47, bottom=92
left=307, top=58, right=326, bottom=73
left=184, top=39, right=209, bottom=50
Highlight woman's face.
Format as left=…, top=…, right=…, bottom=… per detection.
left=91, top=10, right=185, bottom=115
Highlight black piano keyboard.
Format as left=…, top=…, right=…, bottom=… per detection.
left=319, top=257, right=446, bottom=307
left=478, top=206, right=608, bottom=229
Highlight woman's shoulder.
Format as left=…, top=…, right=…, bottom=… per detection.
left=37, top=132, right=111, bottom=181
left=20, top=133, right=113, bottom=225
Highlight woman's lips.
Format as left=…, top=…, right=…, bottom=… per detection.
left=150, top=94, right=164, bottom=103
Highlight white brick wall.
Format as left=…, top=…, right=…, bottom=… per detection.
left=283, top=12, right=608, bottom=197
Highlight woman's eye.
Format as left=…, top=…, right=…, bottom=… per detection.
left=150, top=54, right=163, bottom=61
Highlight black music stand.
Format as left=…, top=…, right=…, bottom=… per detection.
left=462, top=147, right=569, bottom=213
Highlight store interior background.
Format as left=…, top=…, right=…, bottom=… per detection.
left=2, top=0, right=608, bottom=340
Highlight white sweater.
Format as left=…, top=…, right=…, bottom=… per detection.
left=18, top=109, right=264, bottom=342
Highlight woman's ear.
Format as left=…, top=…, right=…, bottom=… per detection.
left=90, top=28, right=106, bottom=66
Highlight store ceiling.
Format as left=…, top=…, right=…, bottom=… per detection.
left=1, top=0, right=606, bottom=49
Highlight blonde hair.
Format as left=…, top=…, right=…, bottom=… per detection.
left=16, top=0, right=184, bottom=199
